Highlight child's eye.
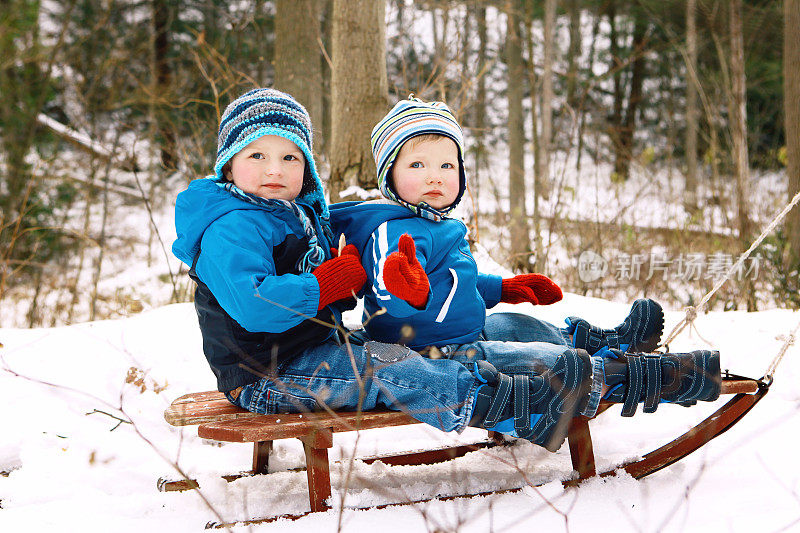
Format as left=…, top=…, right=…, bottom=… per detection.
left=410, top=162, right=423, bottom=168
left=284, top=154, right=299, bottom=162
left=250, top=153, right=265, bottom=160
left=442, top=163, right=455, bottom=169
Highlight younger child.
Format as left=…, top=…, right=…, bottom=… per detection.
left=172, top=88, right=592, bottom=445
left=330, top=97, right=722, bottom=450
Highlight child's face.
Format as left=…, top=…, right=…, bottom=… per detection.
left=391, top=136, right=460, bottom=210
left=227, top=135, right=305, bottom=201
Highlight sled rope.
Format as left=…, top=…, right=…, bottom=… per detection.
left=661, top=187, right=800, bottom=349
left=764, top=318, right=799, bottom=381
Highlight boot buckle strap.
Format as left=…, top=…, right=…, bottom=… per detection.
left=621, top=354, right=644, bottom=416
left=513, top=374, right=530, bottom=434
left=642, top=354, right=662, bottom=413
left=605, top=332, right=620, bottom=350
left=485, top=373, right=513, bottom=427
left=570, top=321, right=590, bottom=349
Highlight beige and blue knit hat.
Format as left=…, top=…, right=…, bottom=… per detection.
left=214, top=88, right=328, bottom=218
left=371, top=96, right=467, bottom=221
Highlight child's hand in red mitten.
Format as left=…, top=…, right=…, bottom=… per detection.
left=312, top=244, right=367, bottom=310
left=383, top=234, right=430, bottom=309
left=500, top=273, right=562, bottom=305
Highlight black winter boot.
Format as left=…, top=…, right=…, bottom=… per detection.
left=599, top=347, right=721, bottom=416
left=565, top=298, right=664, bottom=355
left=467, top=350, right=593, bottom=452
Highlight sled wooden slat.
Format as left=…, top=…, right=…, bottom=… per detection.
left=718, top=378, right=758, bottom=394
left=197, top=410, right=420, bottom=442
left=164, top=396, right=261, bottom=426
left=171, top=391, right=226, bottom=404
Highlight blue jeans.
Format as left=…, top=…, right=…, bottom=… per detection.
left=227, top=333, right=480, bottom=432
left=482, top=312, right=571, bottom=346
left=229, top=313, right=601, bottom=433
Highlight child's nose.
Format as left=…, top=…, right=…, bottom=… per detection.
left=264, top=161, right=281, bottom=175
left=427, top=174, right=443, bottom=184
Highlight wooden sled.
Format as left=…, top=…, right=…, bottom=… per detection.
left=159, top=374, right=768, bottom=528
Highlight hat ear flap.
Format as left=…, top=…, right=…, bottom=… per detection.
left=300, top=162, right=315, bottom=197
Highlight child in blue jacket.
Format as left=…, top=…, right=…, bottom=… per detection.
left=329, top=96, right=722, bottom=451
left=172, top=88, right=592, bottom=442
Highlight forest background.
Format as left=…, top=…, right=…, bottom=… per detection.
left=1, top=0, right=799, bottom=329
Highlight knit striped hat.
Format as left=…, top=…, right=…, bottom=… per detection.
left=214, top=88, right=328, bottom=218
left=371, top=96, right=467, bottom=221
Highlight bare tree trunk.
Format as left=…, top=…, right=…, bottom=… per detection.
left=541, top=0, right=556, bottom=200
left=275, top=0, right=324, bottom=155
left=474, top=2, right=487, bottom=221
left=255, top=0, right=270, bottom=85
left=459, top=5, right=477, bottom=239
left=459, top=4, right=471, bottom=112
left=615, top=13, right=648, bottom=181
left=152, top=0, right=176, bottom=170
left=52, top=179, right=83, bottom=326
left=665, top=57, right=677, bottom=190
left=728, top=0, right=754, bottom=310
left=685, top=0, right=699, bottom=215
left=395, top=0, right=404, bottom=30
left=430, top=5, right=450, bottom=100
left=524, top=0, right=543, bottom=272
left=202, top=0, right=219, bottom=48
left=149, top=0, right=175, bottom=270
left=68, top=163, right=98, bottom=324
left=785, top=0, right=800, bottom=266
left=729, top=0, right=751, bottom=242
left=566, top=0, right=580, bottom=109
left=506, top=0, right=529, bottom=272
left=26, top=268, right=43, bottom=327
left=576, top=6, right=601, bottom=172
left=329, top=0, right=388, bottom=201
left=608, top=0, right=623, bottom=174
left=431, top=5, right=440, bottom=85
left=321, top=0, right=333, bottom=165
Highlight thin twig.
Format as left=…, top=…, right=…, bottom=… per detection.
left=85, top=409, right=132, bottom=431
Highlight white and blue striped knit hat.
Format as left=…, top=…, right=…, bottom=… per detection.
left=214, top=88, right=328, bottom=218
left=371, top=96, right=467, bottom=221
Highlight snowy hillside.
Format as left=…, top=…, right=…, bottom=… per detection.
left=1, top=293, right=798, bottom=532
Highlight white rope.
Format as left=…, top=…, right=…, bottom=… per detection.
left=764, top=317, right=800, bottom=380
left=661, top=187, right=800, bottom=349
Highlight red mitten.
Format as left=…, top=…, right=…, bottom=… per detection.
left=500, top=273, right=563, bottom=305
left=312, top=244, right=367, bottom=310
left=383, top=234, right=430, bottom=308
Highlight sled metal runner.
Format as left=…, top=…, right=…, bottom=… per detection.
left=162, top=375, right=767, bottom=528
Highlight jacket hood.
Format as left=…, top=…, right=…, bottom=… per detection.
left=173, top=176, right=330, bottom=266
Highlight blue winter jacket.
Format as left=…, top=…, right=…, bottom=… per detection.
left=330, top=201, right=502, bottom=350
left=173, top=177, right=341, bottom=391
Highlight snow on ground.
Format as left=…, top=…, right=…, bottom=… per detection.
left=1, top=292, right=798, bottom=532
